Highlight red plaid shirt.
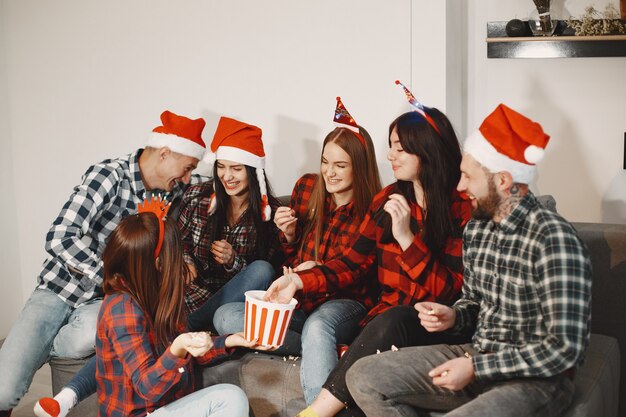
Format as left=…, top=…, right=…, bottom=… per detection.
left=282, top=174, right=376, bottom=313
left=178, top=182, right=281, bottom=312
left=297, top=183, right=472, bottom=324
left=96, top=292, right=231, bottom=417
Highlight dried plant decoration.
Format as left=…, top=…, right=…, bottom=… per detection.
left=567, top=4, right=626, bottom=36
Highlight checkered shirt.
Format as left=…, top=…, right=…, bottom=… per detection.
left=298, top=183, right=472, bottom=324
left=96, top=292, right=231, bottom=417
left=452, top=192, right=592, bottom=381
left=281, top=174, right=371, bottom=313
left=178, top=182, right=281, bottom=312
left=37, top=150, right=203, bottom=308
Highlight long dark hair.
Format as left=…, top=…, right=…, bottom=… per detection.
left=380, top=110, right=462, bottom=256
left=301, top=127, right=382, bottom=260
left=209, top=163, right=278, bottom=260
left=102, top=213, right=186, bottom=351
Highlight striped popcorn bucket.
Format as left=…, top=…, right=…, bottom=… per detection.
left=244, top=290, right=297, bottom=347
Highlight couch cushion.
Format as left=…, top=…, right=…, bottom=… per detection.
left=203, top=351, right=305, bottom=417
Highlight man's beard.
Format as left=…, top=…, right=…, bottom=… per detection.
left=471, top=179, right=501, bottom=221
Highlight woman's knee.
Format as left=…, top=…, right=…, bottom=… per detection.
left=301, top=314, right=335, bottom=343
left=213, top=302, right=245, bottom=335
left=246, top=260, right=275, bottom=288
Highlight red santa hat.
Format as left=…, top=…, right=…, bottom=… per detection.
left=463, top=104, right=550, bottom=184
left=146, top=110, right=207, bottom=160
left=333, top=97, right=365, bottom=146
left=207, top=116, right=271, bottom=221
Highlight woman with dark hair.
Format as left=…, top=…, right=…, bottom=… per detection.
left=97, top=207, right=257, bottom=416
left=267, top=92, right=472, bottom=417
left=214, top=98, right=382, bottom=405
left=180, top=116, right=282, bottom=332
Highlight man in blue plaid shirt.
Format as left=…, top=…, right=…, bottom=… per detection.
left=345, top=104, right=592, bottom=417
left=0, top=110, right=208, bottom=416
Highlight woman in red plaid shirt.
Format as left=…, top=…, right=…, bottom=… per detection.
left=267, top=108, right=473, bottom=417
left=214, top=99, right=382, bottom=405
left=93, top=211, right=264, bottom=417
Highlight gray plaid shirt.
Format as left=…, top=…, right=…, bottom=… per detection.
left=452, top=192, right=592, bottom=381
left=37, top=150, right=202, bottom=308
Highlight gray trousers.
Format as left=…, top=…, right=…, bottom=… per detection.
left=345, top=343, right=575, bottom=417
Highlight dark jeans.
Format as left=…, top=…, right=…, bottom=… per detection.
left=346, top=343, right=575, bottom=417
left=322, top=305, right=471, bottom=417
left=187, top=260, right=275, bottom=332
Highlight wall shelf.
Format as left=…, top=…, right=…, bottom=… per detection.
left=487, top=21, right=626, bottom=58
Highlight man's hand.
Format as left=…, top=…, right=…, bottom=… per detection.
left=264, top=274, right=302, bottom=304
left=415, top=302, right=456, bottom=332
left=429, top=356, right=475, bottom=391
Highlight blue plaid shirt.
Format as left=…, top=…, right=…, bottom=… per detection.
left=37, top=150, right=204, bottom=308
left=452, top=192, right=592, bottom=381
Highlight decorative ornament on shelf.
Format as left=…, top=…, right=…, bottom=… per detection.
left=530, top=0, right=557, bottom=36
left=566, top=5, right=626, bottom=36
left=505, top=18, right=532, bottom=37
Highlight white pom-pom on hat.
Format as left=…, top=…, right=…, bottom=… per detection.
left=524, top=145, right=545, bottom=164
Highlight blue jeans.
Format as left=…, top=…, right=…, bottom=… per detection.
left=0, top=288, right=101, bottom=410
left=214, top=299, right=366, bottom=405
left=346, top=343, right=576, bottom=417
left=187, top=260, right=275, bottom=332
left=142, top=383, right=248, bottom=417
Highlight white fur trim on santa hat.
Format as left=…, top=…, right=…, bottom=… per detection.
left=216, top=146, right=265, bottom=169
left=463, top=130, right=535, bottom=184
left=207, top=193, right=217, bottom=216
left=147, top=132, right=205, bottom=160
left=256, top=168, right=271, bottom=222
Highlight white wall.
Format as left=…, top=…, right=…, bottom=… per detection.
left=466, top=0, right=626, bottom=223
left=0, top=0, right=458, bottom=337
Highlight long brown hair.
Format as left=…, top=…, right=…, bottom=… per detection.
left=301, top=127, right=382, bottom=260
left=102, top=213, right=186, bottom=350
left=380, top=110, right=462, bottom=256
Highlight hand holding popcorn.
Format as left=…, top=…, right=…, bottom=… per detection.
left=414, top=302, right=455, bottom=332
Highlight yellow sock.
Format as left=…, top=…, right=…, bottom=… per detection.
left=296, top=406, right=320, bottom=417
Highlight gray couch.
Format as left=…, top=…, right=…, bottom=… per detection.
left=49, top=220, right=625, bottom=417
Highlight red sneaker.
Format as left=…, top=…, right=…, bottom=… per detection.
left=337, top=344, right=349, bottom=359
left=34, top=398, right=60, bottom=417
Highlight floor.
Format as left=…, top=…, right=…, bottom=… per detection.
left=0, top=337, right=53, bottom=417
left=11, top=364, right=52, bottom=417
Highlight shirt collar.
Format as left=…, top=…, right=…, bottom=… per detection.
left=496, top=192, right=537, bottom=234
left=129, top=150, right=147, bottom=199
left=326, top=193, right=355, bottom=215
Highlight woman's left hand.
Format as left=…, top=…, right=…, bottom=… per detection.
left=383, top=194, right=415, bottom=250
left=211, top=239, right=235, bottom=267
